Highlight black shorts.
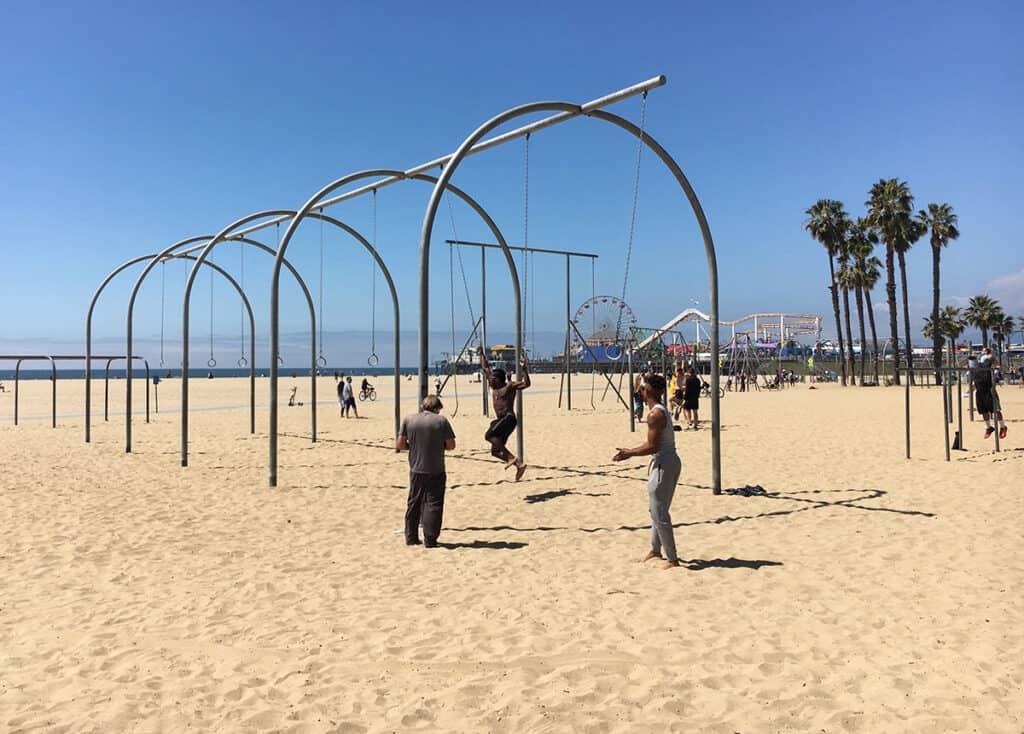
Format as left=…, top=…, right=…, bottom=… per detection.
left=485, top=413, right=518, bottom=443
left=975, top=388, right=998, bottom=414
left=683, top=397, right=699, bottom=410
left=673, top=389, right=684, bottom=401
left=346, top=397, right=356, bottom=407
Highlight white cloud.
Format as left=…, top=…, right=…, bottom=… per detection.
left=985, top=269, right=1024, bottom=314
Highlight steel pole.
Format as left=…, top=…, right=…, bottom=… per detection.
left=565, top=254, right=572, bottom=411
left=905, top=369, right=911, bottom=459
left=628, top=344, right=635, bottom=433
left=481, top=247, right=488, bottom=417
left=942, top=371, right=950, bottom=462
left=957, top=369, right=964, bottom=450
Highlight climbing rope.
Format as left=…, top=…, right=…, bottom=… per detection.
left=317, top=208, right=326, bottom=368
left=159, top=260, right=166, bottom=367
left=616, top=90, right=647, bottom=342
left=238, top=243, right=247, bottom=367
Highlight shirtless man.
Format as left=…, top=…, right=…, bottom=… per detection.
left=477, top=346, right=531, bottom=480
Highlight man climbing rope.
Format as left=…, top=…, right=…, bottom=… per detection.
left=477, top=346, right=530, bottom=481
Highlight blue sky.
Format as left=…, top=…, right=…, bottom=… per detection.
left=1, top=0, right=1021, bottom=366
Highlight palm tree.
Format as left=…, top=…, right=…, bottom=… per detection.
left=837, top=251, right=858, bottom=385
left=922, top=306, right=965, bottom=367
left=917, top=203, right=960, bottom=383
left=804, top=199, right=851, bottom=385
left=866, top=179, right=916, bottom=385
left=964, top=295, right=1001, bottom=348
left=992, top=314, right=1015, bottom=358
left=847, top=218, right=878, bottom=384
left=859, top=252, right=884, bottom=384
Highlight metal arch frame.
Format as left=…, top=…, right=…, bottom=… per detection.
left=417, top=101, right=722, bottom=493
left=267, top=169, right=520, bottom=488
left=6, top=356, right=56, bottom=427
left=91, top=241, right=314, bottom=446
left=103, top=356, right=151, bottom=423
left=91, top=254, right=254, bottom=439
left=186, top=207, right=400, bottom=474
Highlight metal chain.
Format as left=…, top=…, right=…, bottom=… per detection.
left=617, top=91, right=647, bottom=341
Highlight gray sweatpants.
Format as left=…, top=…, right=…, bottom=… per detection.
left=648, top=453, right=682, bottom=562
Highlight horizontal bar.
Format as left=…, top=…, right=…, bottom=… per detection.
left=226, top=75, right=667, bottom=242
left=446, top=239, right=599, bottom=259
left=0, top=355, right=145, bottom=361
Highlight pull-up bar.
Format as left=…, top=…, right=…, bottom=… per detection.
left=447, top=239, right=599, bottom=259
left=228, top=76, right=667, bottom=243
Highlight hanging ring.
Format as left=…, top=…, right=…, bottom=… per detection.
left=367, top=353, right=380, bottom=367
left=159, top=359, right=165, bottom=368
left=317, top=355, right=328, bottom=368
left=277, top=355, right=285, bottom=365
left=208, top=358, right=217, bottom=368
left=237, top=357, right=248, bottom=368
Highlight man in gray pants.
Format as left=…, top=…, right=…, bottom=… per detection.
left=613, top=373, right=682, bottom=569
left=397, top=395, right=456, bottom=548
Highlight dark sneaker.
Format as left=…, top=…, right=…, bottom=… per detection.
left=984, top=427, right=995, bottom=439
left=1000, top=426, right=1007, bottom=440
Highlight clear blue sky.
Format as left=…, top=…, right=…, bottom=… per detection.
left=1, top=0, right=1021, bottom=366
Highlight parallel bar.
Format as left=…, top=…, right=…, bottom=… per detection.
left=225, top=76, right=667, bottom=242
left=448, top=239, right=599, bottom=260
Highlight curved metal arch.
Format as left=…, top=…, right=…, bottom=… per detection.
left=12, top=356, right=56, bottom=427
left=92, top=241, right=314, bottom=445
left=104, top=356, right=151, bottom=424
left=417, top=101, right=722, bottom=492
left=182, top=208, right=404, bottom=473
left=267, top=169, right=522, bottom=487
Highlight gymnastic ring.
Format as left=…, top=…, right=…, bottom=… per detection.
left=207, top=358, right=217, bottom=368
left=237, top=357, right=248, bottom=368
left=367, top=353, right=380, bottom=367
left=606, top=344, right=623, bottom=361
left=317, top=355, right=328, bottom=367
left=277, top=355, right=285, bottom=365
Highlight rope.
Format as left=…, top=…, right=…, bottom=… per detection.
left=444, top=178, right=476, bottom=331
left=209, top=266, right=215, bottom=362
left=530, top=250, right=536, bottom=354
left=370, top=191, right=377, bottom=356
left=449, top=242, right=459, bottom=416
left=318, top=208, right=325, bottom=362
left=239, top=242, right=246, bottom=363
left=616, top=91, right=647, bottom=342
left=159, top=260, right=166, bottom=367
left=522, top=133, right=530, bottom=351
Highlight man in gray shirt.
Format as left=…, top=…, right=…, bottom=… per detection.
left=397, top=395, right=456, bottom=548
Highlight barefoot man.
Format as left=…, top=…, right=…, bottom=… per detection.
left=477, top=346, right=530, bottom=480
left=612, top=373, right=682, bottom=569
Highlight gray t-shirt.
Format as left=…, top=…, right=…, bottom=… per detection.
left=400, top=412, right=455, bottom=475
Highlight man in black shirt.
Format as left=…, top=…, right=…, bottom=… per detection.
left=682, top=368, right=702, bottom=430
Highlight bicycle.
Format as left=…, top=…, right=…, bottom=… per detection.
left=700, top=381, right=725, bottom=399
left=359, top=387, right=377, bottom=402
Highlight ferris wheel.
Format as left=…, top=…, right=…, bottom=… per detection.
left=571, top=295, right=637, bottom=360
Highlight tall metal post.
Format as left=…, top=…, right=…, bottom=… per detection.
left=905, top=369, right=911, bottom=459
left=565, top=254, right=572, bottom=410
left=481, top=247, right=488, bottom=417
left=942, top=371, right=950, bottom=462
left=956, top=369, right=964, bottom=450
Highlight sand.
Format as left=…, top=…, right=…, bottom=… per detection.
left=1, top=372, right=1021, bottom=732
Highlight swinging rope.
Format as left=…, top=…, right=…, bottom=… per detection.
left=448, top=242, right=460, bottom=416
left=522, top=133, right=530, bottom=352
left=367, top=191, right=379, bottom=366
left=238, top=243, right=247, bottom=367
left=276, top=222, right=284, bottom=366
left=444, top=174, right=477, bottom=334
left=208, top=266, right=216, bottom=368
left=616, top=90, right=647, bottom=342
left=590, top=260, right=596, bottom=409
left=159, top=260, right=166, bottom=367
left=317, top=208, right=327, bottom=368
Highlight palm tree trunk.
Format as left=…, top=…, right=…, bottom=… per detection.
left=981, top=327, right=989, bottom=349
left=828, top=255, right=847, bottom=386
left=865, top=288, right=880, bottom=384
left=855, top=286, right=867, bottom=384
left=842, top=285, right=856, bottom=385
left=931, top=244, right=942, bottom=384
left=885, top=243, right=901, bottom=385
left=898, top=249, right=914, bottom=384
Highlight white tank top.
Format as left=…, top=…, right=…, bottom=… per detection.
left=651, top=403, right=676, bottom=460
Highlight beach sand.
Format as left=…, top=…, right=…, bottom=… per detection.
left=1, top=373, right=1021, bottom=732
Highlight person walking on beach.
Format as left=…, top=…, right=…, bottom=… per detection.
left=670, top=364, right=686, bottom=419
left=337, top=376, right=346, bottom=416
left=477, top=345, right=530, bottom=480
left=682, top=367, right=702, bottom=429
left=974, top=349, right=1007, bottom=439
left=613, top=373, right=682, bottom=570
left=397, top=395, right=456, bottom=548
left=342, top=376, right=358, bottom=418
left=632, top=374, right=645, bottom=422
